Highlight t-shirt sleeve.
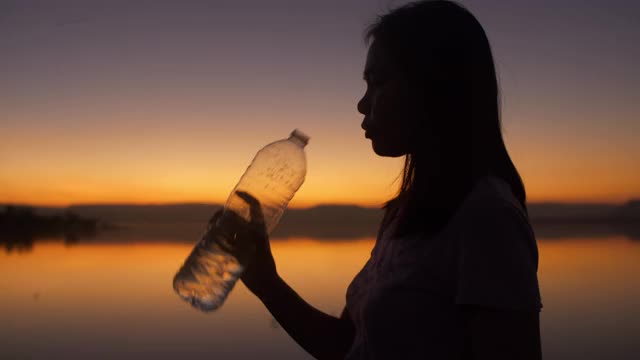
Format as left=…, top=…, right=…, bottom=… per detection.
left=455, top=203, right=542, bottom=310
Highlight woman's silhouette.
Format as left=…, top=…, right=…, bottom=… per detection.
left=220, top=1, right=543, bottom=358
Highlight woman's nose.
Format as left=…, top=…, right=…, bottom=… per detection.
left=357, top=93, right=369, bottom=116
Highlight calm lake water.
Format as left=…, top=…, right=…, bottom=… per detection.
left=1, top=232, right=639, bottom=359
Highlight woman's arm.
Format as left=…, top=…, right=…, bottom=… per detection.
left=218, top=193, right=355, bottom=359
left=463, top=305, right=542, bottom=360
left=258, top=276, right=355, bottom=360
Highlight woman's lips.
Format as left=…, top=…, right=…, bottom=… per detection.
left=364, top=127, right=372, bottom=138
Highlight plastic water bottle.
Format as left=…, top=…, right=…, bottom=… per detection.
left=173, top=129, right=309, bottom=312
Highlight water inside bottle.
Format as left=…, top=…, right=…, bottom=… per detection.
left=173, top=234, right=245, bottom=312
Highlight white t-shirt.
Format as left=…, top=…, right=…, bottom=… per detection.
left=344, top=174, right=542, bottom=359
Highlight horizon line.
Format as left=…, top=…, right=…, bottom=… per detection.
left=2, top=199, right=638, bottom=210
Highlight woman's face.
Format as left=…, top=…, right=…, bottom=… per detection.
left=358, top=40, right=422, bottom=157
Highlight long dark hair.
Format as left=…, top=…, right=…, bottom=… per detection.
left=365, top=0, right=528, bottom=238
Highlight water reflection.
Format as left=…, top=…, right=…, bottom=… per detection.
left=0, top=234, right=639, bottom=359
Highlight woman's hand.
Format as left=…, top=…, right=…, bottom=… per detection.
left=213, top=191, right=279, bottom=298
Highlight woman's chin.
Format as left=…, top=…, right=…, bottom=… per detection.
left=371, top=141, right=406, bottom=158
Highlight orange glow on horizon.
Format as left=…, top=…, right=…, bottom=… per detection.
left=2, top=166, right=638, bottom=207
left=2, top=113, right=638, bottom=207
left=2, top=156, right=637, bottom=208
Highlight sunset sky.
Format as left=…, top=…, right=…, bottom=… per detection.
left=1, top=0, right=639, bottom=207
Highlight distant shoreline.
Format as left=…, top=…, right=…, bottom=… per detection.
left=3, top=199, right=638, bottom=221
left=2, top=201, right=638, bottom=244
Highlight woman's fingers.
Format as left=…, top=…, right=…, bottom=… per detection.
left=211, top=192, right=267, bottom=247
left=215, top=209, right=247, bottom=237
left=208, top=209, right=224, bottom=225
left=235, top=191, right=267, bottom=233
left=235, top=190, right=257, bottom=204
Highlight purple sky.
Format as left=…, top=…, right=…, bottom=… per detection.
left=1, top=0, right=639, bottom=205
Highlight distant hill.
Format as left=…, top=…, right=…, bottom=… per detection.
left=527, top=203, right=618, bottom=220
left=21, top=200, right=640, bottom=223
left=528, top=200, right=640, bottom=224
left=3, top=199, right=639, bottom=241
left=68, top=203, right=220, bottom=224
left=275, top=205, right=383, bottom=238
left=611, top=200, right=640, bottom=221
left=51, top=203, right=384, bottom=239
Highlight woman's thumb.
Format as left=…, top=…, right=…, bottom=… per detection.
left=208, top=208, right=224, bottom=226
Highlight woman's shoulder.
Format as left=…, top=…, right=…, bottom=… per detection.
left=445, top=174, right=536, bottom=248
left=452, top=174, right=538, bottom=256
left=458, top=174, right=529, bottom=222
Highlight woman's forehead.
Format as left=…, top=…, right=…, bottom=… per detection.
left=364, top=40, right=390, bottom=78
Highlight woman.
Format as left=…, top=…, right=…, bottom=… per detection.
left=223, top=1, right=543, bottom=358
